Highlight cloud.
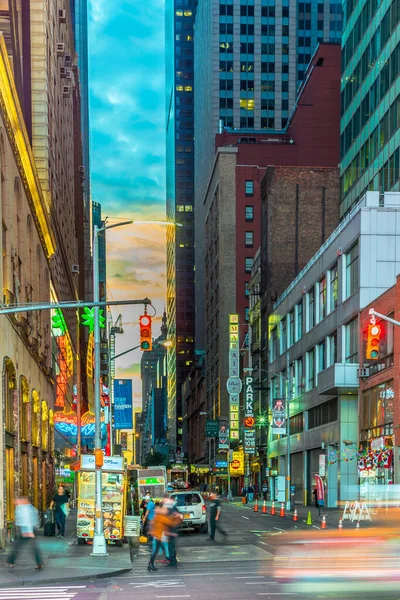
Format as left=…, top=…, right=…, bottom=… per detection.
left=89, top=0, right=167, bottom=377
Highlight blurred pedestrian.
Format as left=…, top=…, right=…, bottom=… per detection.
left=7, top=497, right=43, bottom=570
left=261, top=480, right=268, bottom=501
left=148, top=505, right=182, bottom=572
left=50, top=485, right=69, bottom=538
left=163, top=494, right=183, bottom=567
left=206, top=492, right=227, bottom=542
left=143, top=493, right=155, bottom=538
left=247, top=484, right=254, bottom=503
left=313, top=487, right=321, bottom=516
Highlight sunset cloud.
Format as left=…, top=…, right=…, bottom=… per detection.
left=88, top=0, right=166, bottom=405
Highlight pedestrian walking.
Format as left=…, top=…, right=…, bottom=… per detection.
left=247, top=484, right=254, bottom=503
left=261, top=480, right=268, bottom=501
left=163, top=495, right=183, bottom=567
left=7, top=497, right=43, bottom=570
left=143, top=493, right=156, bottom=538
left=148, top=505, right=182, bottom=572
left=206, top=492, right=228, bottom=541
left=50, top=485, right=69, bottom=537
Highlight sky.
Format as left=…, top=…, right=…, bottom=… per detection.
left=88, top=1, right=166, bottom=407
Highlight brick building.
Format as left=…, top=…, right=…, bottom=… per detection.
left=358, top=275, right=400, bottom=502
left=194, top=43, right=342, bottom=469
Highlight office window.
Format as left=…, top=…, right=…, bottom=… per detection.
left=245, top=205, right=254, bottom=221
left=345, top=318, right=358, bottom=363
left=317, top=340, right=325, bottom=375
left=330, top=264, right=338, bottom=311
left=245, top=307, right=250, bottom=322
left=319, top=276, right=326, bottom=321
left=280, top=318, right=287, bottom=354
left=327, top=331, right=337, bottom=366
left=245, top=257, right=253, bottom=273
left=270, top=327, right=278, bottom=362
left=245, top=231, right=254, bottom=247
left=308, top=398, right=338, bottom=429
left=307, top=349, right=315, bottom=390
left=295, top=357, right=304, bottom=396
left=307, top=287, right=315, bottom=331
left=345, top=242, right=359, bottom=299
left=288, top=310, right=294, bottom=347
left=245, top=180, right=254, bottom=196
left=296, top=301, right=303, bottom=341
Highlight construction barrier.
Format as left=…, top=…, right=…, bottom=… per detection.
left=342, top=500, right=372, bottom=523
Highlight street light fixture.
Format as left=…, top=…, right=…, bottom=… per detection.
left=92, top=219, right=180, bottom=556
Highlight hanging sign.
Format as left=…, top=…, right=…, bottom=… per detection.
left=272, top=397, right=287, bottom=435
left=114, top=379, right=133, bottom=429
left=218, top=421, right=230, bottom=450
left=229, top=314, right=240, bottom=440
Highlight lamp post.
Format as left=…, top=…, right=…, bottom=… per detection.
left=92, top=219, right=180, bottom=556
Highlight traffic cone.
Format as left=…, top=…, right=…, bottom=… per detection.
left=338, top=518, right=343, bottom=530
left=279, top=502, right=285, bottom=517
left=355, top=520, right=360, bottom=529
left=292, top=509, right=298, bottom=522
left=270, top=501, right=276, bottom=515
left=261, top=500, right=267, bottom=514
left=321, top=515, right=327, bottom=529
left=254, top=499, right=259, bottom=512
left=306, top=510, right=313, bottom=526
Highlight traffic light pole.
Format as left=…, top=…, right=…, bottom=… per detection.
left=369, top=309, right=400, bottom=328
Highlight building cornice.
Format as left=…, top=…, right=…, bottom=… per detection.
left=0, top=33, right=55, bottom=259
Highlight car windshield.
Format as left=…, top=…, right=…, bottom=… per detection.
left=171, top=493, right=201, bottom=506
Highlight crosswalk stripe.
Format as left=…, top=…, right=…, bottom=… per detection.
left=0, top=586, right=85, bottom=600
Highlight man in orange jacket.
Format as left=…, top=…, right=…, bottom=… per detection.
left=148, top=506, right=182, bottom=572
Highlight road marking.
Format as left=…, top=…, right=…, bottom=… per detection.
left=273, top=527, right=285, bottom=531
left=130, top=580, right=185, bottom=589
left=236, top=576, right=265, bottom=579
left=0, top=587, right=85, bottom=600
left=257, top=594, right=297, bottom=596
left=155, top=596, right=191, bottom=599
left=242, top=516, right=250, bottom=520
left=122, top=570, right=265, bottom=579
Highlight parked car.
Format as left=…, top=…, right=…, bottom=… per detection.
left=169, top=491, right=208, bottom=533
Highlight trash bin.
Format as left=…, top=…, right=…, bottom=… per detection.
left=124, top=515, right=141, bottom=546
left=242, top=496, right=247, bottom=504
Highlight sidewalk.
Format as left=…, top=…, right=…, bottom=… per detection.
left=0, top=510, right=132, bottom=588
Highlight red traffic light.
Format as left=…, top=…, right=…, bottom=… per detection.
left=366, top=322, right=381, bottom=360
left=140, top=315, right=151, bottom=327
left=139, top=314, right=152, bottom=352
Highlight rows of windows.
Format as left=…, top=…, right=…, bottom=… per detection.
left=342, top=3, right=400, bottom=116
left=342, top=0, right=383, bottom=71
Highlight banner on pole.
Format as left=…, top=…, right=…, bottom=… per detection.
left=314, top=473, right=325, bottom=506
left=114, top=379, right=133, bottom=429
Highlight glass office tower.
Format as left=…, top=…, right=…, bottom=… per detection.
left=166, top=1, right=197, bottom=453
left=340, top=0, right=400, bottom=217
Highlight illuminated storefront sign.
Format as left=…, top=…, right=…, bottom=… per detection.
left=229, top=314, right=240, bottom=441
left=243, top=376, right=256, bottom=455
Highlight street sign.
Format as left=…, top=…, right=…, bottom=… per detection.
left=206, top=420, right=219, bottom=438
left=244, top=429, right=256, bottom=455
left=227, top=376, right=243, bottom=395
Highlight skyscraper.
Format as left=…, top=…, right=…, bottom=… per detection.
left=340, top=0, right=400, bottom=217
left=166, top=1, right=197, bottom=452
left=194, top=0, right=342, bottom=349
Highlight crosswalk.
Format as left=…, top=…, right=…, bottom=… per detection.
left=0, top=585, right=86, bottom=599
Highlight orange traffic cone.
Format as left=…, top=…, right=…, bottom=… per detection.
left=292, top=509, right=298, bottom=522
left=270, top=501, right=276, bottom=515
left=253, top=499, right=259, bottom=512
left=261, top=500, right=267, bottom=514
left=279, top=502, right=285, bottom=517
left=338, top=518, right=343, bottom=530
left=321, top=515, right=327, bottom=529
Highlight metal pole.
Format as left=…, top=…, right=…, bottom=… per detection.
left=286, top=352, right=291, bottom=511
left=92, top=224, right=107, bottom=556
left=76, top=310, right=81, bottom=458
left=0, top=298, right=151, bottom=315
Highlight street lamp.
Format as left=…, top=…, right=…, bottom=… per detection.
left=92, top=219, right=180, bottom=556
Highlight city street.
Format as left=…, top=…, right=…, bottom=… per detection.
left=2, top=502, right=399, bottom=600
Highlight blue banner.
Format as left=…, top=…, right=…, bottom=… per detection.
left=114, top=379, right=133, bottom=429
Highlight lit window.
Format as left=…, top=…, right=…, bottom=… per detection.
left=186, top=35, right=192, bottom=41
left=184, top=10, right=192, bottom=16
left=245, top=205, right=254, bottom=221
left=245, top=180, right=254, bottom=196
left=176, top=10, right=183, bottom=16
left=179, top=244, right=184, bottom=248
left=245, top=231, right=254, bottom=247
left=176, top=85, right=183, bottom=91
left=240, top=98, right=254, bottom=110
left=184, top=85, right=193, bottom=92
left=177, top=205, right=185, bottom=212
left=185, top=205, right=193, bottom=212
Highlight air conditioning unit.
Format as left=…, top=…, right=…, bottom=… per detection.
left=357, top=367, right=370, bottom=378
left=60, top=66, right=67, bottom=78
left=62, top=85, right=70, bottom=97
left=57, top=42, right=65, bottom=56
left=64, top=54, right=72, bottom=66
left=59, top=9, right=66, bottom=23
left=71, top=264, right=80, bottom=274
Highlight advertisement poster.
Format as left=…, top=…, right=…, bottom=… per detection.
left=230, top=450, right=245, bottom=476
left=77, top=470, right=124, bottom=540
left=314, top=474, right=325, bottom=506
left=114, top=379, right=133, bottom=429
left=244, top=429, right=256, bottom=455
left=218, top=421, right=230, bottom=450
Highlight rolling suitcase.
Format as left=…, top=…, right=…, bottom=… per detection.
left=43, top=508, right=55, bottom=536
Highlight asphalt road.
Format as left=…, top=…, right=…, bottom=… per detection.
left=4, top=503, right=400, bottom=600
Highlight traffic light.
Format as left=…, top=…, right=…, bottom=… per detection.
left=366, top=321, right=381, bottom=360
left=139, top=314, right=152, bottom=351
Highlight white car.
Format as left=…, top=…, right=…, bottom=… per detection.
left=169, top=491, right=208, bottom=533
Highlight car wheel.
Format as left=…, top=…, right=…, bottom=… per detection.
left=200, top=521, right=208, bottom=534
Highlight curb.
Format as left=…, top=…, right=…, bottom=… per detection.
left=0, top=564, right=133, bottom=589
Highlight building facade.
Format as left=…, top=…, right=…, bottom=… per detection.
left=165, top=0, right=197, bottom=453
left=340, top=0, right=400, bottom=216
left=182, top=350, right=206, bottom=466
left=267, top=191, right=400, bottom=507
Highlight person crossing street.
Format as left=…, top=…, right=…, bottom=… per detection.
left=206, top=492, right=227, bottom=542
